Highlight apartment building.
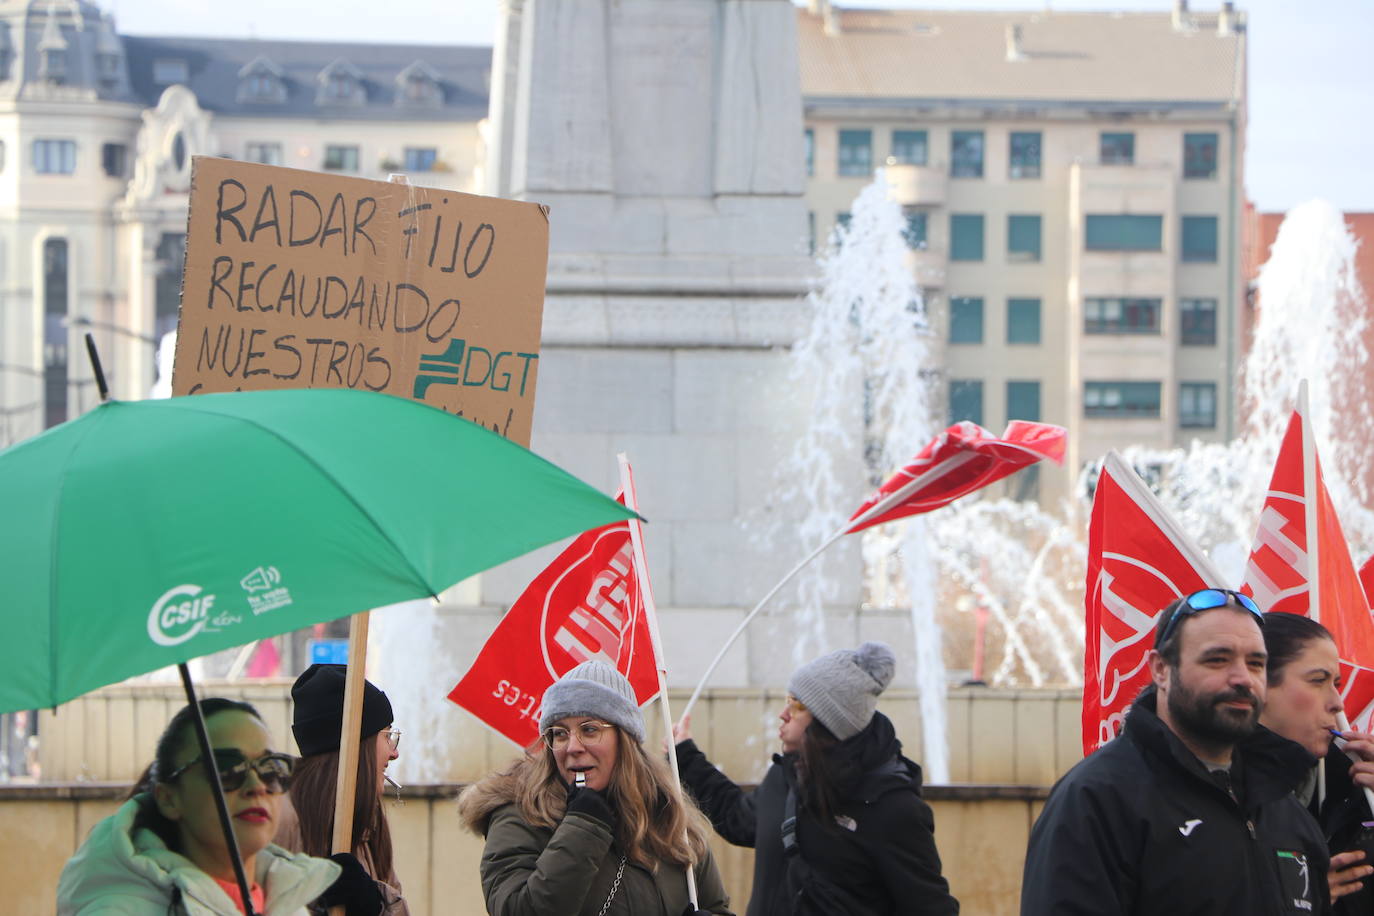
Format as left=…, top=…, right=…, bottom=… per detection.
left=800, top=2, right=1247, bottom=503
left=0, top=0, right=489, bottom=445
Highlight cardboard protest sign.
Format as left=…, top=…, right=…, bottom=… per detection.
left=172, top=157, right=549, bottom=446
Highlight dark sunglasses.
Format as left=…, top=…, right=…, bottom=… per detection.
left=1156, top=588, right=1263, bottom=647
left=165, top=748, right=295, bottom=794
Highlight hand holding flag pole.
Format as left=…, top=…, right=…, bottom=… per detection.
left=680, top=421, right=1065, bottom=723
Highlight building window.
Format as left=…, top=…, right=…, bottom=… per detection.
left=43, top=238, right=69, bottom=429
left=1180, top=382, right=1218, bottom=428
left=804, top=128, right=814, bottom=177
left=42, top=48, right=68, bottom=83
left=1009, top=131, right=1041, bottom=178
left=404, top=148, right=437, bottom=172
left=835, top=212, right=852, bottom=233
left=397, top=61, right=442, bottom=107
left=1184, top=132, right=1218, bottom=179
left=951, top=130, right=984, bottom=178
left=808, top=211, right=815, bottom=255
left=1008, top=214, right=1041, bottom=262
left=949, top=297, right=984, bottom=344
left=245, top=142, right=283, bottom=166
left=96, top=51, right=122, bottom=85
left=949, top=380, right=984, bottom=426
left=903, top=210, right=928, bottom=249
left=891, top=130, right=928, bottom=166
left=1180, top=298, right=1217, bottom=346
left=153, top=58, right=189, bottom=85
left=155, top=233, right=187, bottom=341
left=1181, top=216, right=1218, bottom=262
left=101, top=143, right=127, bottom=178
left=324, top=145, right=360, bottom=172
left=33, top=140, right=76, bottom=175
left=320, top=68, right=361, bottom=103
left=1100, top=131, right=1135, bottom=165
left=1007, top=380, right=1041, bottom=422
left=1085, top=214, right=1162, bottom=252
left=237, top=58, right=287, bottom=104
left=837, top=129, right=872, bottom=177
left=0, top=140, right=7, bottom=174
left=1007, top=298, right=1041, bottom=344
left=950, top=214, right=984, bottom=261
left=1084, top=381, right=1161, bottom=418
left=1084, top=297, right=1162, bottom=334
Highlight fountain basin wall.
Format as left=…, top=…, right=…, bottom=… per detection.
left=34, top=680, right=1084, bottom=785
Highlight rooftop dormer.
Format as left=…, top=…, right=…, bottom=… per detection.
left=37, top=5, right=68, bottom=84
left=395, top=59, right=441, bottom=108
left=236, top=55, right=286, bottom=104
left=316, top=58, right=364, bottom=106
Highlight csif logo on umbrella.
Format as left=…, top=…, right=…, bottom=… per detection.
left=147, top=584, right=219, bottom=647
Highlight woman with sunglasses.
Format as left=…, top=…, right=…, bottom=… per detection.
left=57, top=697, right=340, bottom=915
left=458, top=660, right=733, bottom=915
left=672, top=641, right=958, bottom=916
left=277, top=663, right=406, bottom=916
left=1259, top=611, right=1374, bottom=912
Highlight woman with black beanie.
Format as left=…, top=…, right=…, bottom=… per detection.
left=278, top=663, right=406, bottom=916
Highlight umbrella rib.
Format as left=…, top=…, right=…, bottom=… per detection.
left=183, top=409, right=441, bottom=598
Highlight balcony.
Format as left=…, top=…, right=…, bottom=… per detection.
left=884, top=164, right=947, bottom=208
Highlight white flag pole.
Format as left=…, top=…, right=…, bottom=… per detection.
left=1295, top=381, right=1332, bottom=810
left=616, top=453, right=698, bottom=908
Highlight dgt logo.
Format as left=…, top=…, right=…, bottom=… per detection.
left=147, top=584, right=217, bottom=647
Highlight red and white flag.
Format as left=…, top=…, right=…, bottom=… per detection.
left=846, top=420, right=1066, bottom=534
left=447, top=492, right=659, bottom=748
left=1359, top=555, right=1374, bottom=611
left=1240, top=407, right=1374, bottom=727
left=1083, top=452, right=1224, bottom=755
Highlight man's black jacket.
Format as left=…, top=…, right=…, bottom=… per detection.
left=1021, top=687, right=1330, bottom=915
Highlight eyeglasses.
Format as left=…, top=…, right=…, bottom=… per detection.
left=1157, top=589, right=1264, bottom=647
left=784, top=695, right=808, bottom=716
left=164, top=749, right=295, bottom=794
left=542, top=721, right=615, bottom=750
left=384, top=728, right=401, bottom=753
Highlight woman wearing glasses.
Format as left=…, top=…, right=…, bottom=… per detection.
left=1258, top=611, right=1374, bottom=912
left=57, top=697, right=340, bottom=915
left=672, top=641, right=958, bottom=915
left=458, top=660, right=733, bottom=915
left=278, top=663, right=406, bottom=915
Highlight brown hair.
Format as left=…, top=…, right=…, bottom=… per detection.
left=458, top=730, right=711, bottom=871
left=797, top=717, right=844, bottom=831
left=288, top=733, right=394, bottom=882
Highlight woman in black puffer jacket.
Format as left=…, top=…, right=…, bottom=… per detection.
left=673, top=641, right=959, bottom=916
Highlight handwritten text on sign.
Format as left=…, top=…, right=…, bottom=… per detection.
left=172, top=157, right=550, bottom=446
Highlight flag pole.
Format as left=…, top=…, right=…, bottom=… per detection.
left=617, top=454, right=698, bottom=908
left=1296, top=381, right=1332, bottom=810
left=328, top=611, right=370, bottom=916
left=679, top=458, right=983, bottom=723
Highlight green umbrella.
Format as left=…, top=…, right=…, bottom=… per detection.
left=0, top=387, right=635, bottom=712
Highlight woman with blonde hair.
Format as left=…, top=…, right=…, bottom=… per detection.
left=458, top=660, right=733, bottom=915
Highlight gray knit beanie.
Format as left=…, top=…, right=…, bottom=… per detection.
left=538, top=660, right=646, bottom=744
left=787, top=641, right=897, bottom=740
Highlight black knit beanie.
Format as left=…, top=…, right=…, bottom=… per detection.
left=291, top=664, right=393, bottom=757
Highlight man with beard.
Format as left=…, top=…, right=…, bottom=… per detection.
left=1020, top=589, right=1330, bottom=915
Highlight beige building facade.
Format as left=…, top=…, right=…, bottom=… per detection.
left=0, top=0, right=487, bottom=447
left=800, top=2, right=1248, bottom=503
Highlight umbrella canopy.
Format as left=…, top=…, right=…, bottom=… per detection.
left=0, top=388, right=635, bottom=713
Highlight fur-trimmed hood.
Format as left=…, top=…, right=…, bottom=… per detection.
left=458, top=757, right=541, bottom=837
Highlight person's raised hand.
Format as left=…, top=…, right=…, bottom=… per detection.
left=318, top=852, right=386, bottom=916
left=1339, top=729, right=1374, bottom=763
left=1329, top=850, right=1373, bottom=901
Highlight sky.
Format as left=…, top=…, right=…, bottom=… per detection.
left=103, top=0, right=1374, bottom=213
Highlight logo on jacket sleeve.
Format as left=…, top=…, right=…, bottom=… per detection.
left=1178, top=819, right=1202, bottom=837
left=1275, top=850, right=1313, bottom=911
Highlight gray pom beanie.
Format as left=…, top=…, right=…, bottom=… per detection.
left=787, top=641, right=897, bottom=740
left=538, top=660, right=645, bottom=744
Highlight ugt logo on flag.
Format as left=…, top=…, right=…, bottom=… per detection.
left=448, top=494, right=658, bottom=747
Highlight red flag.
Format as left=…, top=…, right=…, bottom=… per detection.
left=1240, top=409, right=1374, bottom=696
left=1083, top=452, right=1223, bottom=755
left=846, top=420, right=1066, bottom=534
left=447, top=493, right=659, bottom=747
left=1340, top=660, right=1374, bottom=732
left=1359, top=555, right=1374, bottom=610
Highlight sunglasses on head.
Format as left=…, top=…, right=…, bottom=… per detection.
left=1156, top=588, right=1263, bottom=647
left=165, top=748, right=295, bottom=794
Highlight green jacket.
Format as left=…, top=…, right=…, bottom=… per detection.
left=57, top=795, right=341, bottom=916
left=480, top=803, right=734, bottom=916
